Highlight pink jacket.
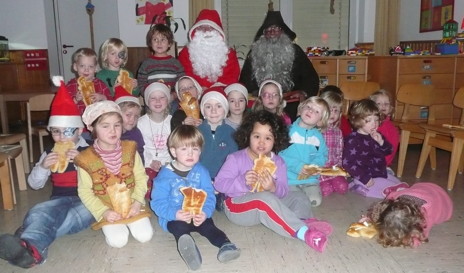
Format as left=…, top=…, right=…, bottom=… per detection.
left=378, top=117, right=399, bottom=166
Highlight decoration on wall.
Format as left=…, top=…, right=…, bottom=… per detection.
left=420, top=0, right=454, bottom=33
left=86, top=0, right=95, bottom=50
left=135, top=0, right=173, bottom=25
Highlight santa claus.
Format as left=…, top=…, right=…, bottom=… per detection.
left=178, top=9, right=240, bottom=89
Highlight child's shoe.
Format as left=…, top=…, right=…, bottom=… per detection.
left=383, top=182, right=409, bottom=197
left=304, top=228, right=328, bottom=253
left=319, top=180, right=333, bottom=197
left=0, top=234, right=42, bottom=268
left=178, top=234, right=202, bottom=271
left=217, top=242, right=240, bottom=263
left=349, top=183, right=368, bottom=196
left=331, top=176, right=349, bottom=194
left=305, top=185, right=322, bottom=207
left=303, top=218, right=333, bottom=236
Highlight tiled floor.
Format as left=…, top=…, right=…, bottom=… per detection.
left=1, top=144, right=463, bottom=273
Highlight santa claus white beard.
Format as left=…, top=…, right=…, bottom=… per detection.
left=188, top=30, right=229, bottom=83
left=251, top=34, right=295, bottom=91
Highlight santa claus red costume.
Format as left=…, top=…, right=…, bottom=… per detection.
left=178, top=9, right=240, bottom=89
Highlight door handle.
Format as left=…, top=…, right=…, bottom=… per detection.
left=62, top=44, right=74, bottom=48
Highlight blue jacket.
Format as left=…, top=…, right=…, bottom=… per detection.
left=279, top=118, right=328, bottom=185
left=150, top=162, right=216, bottom=231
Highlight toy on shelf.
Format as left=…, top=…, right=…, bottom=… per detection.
left=389, top=45, right=404, bottom=56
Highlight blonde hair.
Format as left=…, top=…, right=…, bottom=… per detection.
left=118, top=101, right=142, bottom=114
left=168, top=125, right=204, bottom=149
left=99, top=38, right=128, bottom=69
left=349, top=99, right=380, bottom=129
left=72, top=48, right=97, bottom=66
left=297, top=96, right=330, bottom=129
left=369, top=89, right=394, bottom=121
left=320, top=91, right=343, bottom=126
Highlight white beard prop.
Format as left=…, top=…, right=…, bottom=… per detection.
left=188, top=30, right=229, bottom=83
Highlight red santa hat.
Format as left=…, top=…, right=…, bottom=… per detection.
left=200, top=86, right=229, bottom=118
left=113, top=85, right=140, bottom=106
left=48, top=76, right=84, bottom=129
left=189, top=9, right=225, bottom=40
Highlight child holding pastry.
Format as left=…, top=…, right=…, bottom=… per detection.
left=343, top=99, right=408, bottom=198
left=75, top=101, right=153, bottom=248
left=171, top=75, right=203, bottom=130
left=66, top=47, right=111, bottom=114
left=215, top=110, right=332, bottom=253
left=97, top=38, right=139, bottom=96
left=151, top=125, right=240, bottom=271
left=0, top=78, right=93, bottom=268
left=279, top=96, right=330, bottom=207
left=224, top=83, right=249, bottom=130
left=252, top=80, right=291, bottom=126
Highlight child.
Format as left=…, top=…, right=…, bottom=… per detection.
left=369, top=89, right=399, bottom=173
left=367, top=182, right=453, bottom=248
left=151, top=125, right=240, bottom=271
left=137, top=24, right=185, bottom=93
left=215, top=110, right=333, bottom=253
left=224, top=83, right=248, bottom=130
left=279, top=97, right=330, bottom=207
left=66, top=47, right=111, bottom=114
left=252, top=80, right=291, bottom=126
left=97, top=38, right=139, bottom=96
left=319, top=91, right=349, bottom=197
left=75, top=101, right=153, bottom=248
left=342, top=99, right=408, bottom=198
left=171, top=75, right=203, bottom=129
left=0, top=78, right=93, bottom=268
left=319, top=85, right=352, bottom=137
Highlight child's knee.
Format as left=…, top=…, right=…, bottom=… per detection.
left=133, top=228, right=153, bottom=243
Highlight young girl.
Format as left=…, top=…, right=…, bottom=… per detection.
left=367, top=182, right=453, bottom=248
left=224, top=83, right=248, bottom=130
left=279, top=97, right=330, bottom=207
left=319, top=85, right=352, bottom=137
left=137, top=82, right=172, bottom=193
left=319, top=91, right=349, bottom=197
left=151, top=125, right=240, bottom=271
left=369, top=89, right=399, bottom=172
left=252, top=80, right=291, bottom=126
left=96, top=38, right=139, bottom=96
left=75, top=101, right=153, bottom=248
left=343, top=99, right=408, bottom=198
left=215, top=110, right=332, bottom=253
left=137, top=24, right=185, bottom=93
left=171, top=75, right=203, bottom=130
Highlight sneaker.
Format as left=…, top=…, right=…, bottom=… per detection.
left=0, top=234, right=42, bottom=268
left=217, top=242, right=240, bottom=263
left=177, top=234, right=202, bottom=271
left=350, top=184, right=368, bottom=196
left=303, top=218, right=333, bottom=236
left=304, top=228, right=328, bottom=253
left=383, top=182, right=409, bottom=197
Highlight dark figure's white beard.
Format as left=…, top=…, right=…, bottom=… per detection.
left=251, top=34, right=295, bottom=91
left=188, top=30, right=229, bottom=83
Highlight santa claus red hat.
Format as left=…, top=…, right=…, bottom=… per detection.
left=189, top=9, right=225, bottom=40
left=200, top=86, right=229, bottom=118
left=48, top=76, right=84, bottom=129
left=113, top=85, right=140, bottom=106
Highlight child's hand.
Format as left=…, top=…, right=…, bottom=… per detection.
left=176, top=210, right=193, bottom=223
left=40, top=152, right=59, bottom=169
left=259, top=169, right=276, bottom=192
left=366, top=178, right=374, bottom=187
left=370, top=130, right=384, bottom=145
left=126, top=200, right=142, bottom=218
left=66, top=148, right=79, bottom=162
left=91, top=93, right=106, bottom=103
left=192, top=211, right=206, bottom=227
left=245, top=170, right=258, bottom=187
left=150, top=160, right=162, bottom=172
left=75, top=91, right=83, bottom=102
left=103, top=209, right=122, bottom=223
left=183, top=117, right=202, bottom=127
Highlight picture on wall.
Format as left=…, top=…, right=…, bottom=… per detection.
left=135, top=0, right=173, bottom=25
left=420, top=0, right=454, bottom=32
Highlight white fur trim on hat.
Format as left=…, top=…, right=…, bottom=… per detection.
left=144, top=82, right=171, bottom=105
left=82, top=100, right=122, bottom=129
left=200, top=90, right=229, bottom=119
left=225, top=83, right=249, bottom=103
left=115, top=96, right=140, bottom=106
left=258, top=80, right=283, bottom=97
left=189, top=19, right=225, bottom=40
left=175, top=76, right=203, bottom=99
left=48, top=116, right=84, bottom=129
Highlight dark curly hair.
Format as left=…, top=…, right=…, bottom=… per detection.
left=367, top=197, right=427, bottom=247
left=234, top=110, right=289, bottom=153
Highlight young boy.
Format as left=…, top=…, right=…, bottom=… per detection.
left=66, top=47, right=112, bottom=114
left=151, top=125, right=240, bottom=271
left=0, top=78, right=93, bottom=268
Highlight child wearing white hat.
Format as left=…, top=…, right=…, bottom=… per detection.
left=224, top=83, right=248, bottom=130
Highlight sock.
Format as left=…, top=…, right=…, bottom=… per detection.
left=296, top=226, right=309, bottom=240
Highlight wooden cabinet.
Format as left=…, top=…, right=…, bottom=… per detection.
left=310, top=56, right=368, bottom=89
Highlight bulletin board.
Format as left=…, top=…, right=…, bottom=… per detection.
left=420, top=0, right=454, bottom=32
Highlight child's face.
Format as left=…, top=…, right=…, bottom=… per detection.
left=358, top=114, right=379, bottom=135
left=227, top=90, right=247, bottom=116
left=178, top=78, right=199, bottom=99
left=373, top=95, right=392, bottom=116
left=169, top=145, right=201, bottom=170
left=147, top=90, right=169, bottom=114
left=121, top=106, right=141, bottom=132
left=73, top=56, right=97, bottom=81
left=107, top=47, right=124, bottom=70
left=92, top=114, right=122, bottom=150
left=299, top=102, right=324, bottom=128
left=249, top=122, right=274, bottom=157
left=203, top=99, right=225, bottom=127
left=150, top=32, right=171, bottom=56
left=328, top=105, right=341, bottom=125
left=260, top=85, right=280, bottom=113
left=49, top=127, right=83, bottom=144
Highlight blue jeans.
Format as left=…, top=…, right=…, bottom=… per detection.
left=20, top=196, right=94, bottom=259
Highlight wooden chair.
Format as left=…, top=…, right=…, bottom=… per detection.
left=27, top=94, right=55, bottom=163
left=395, top=84, right=437, bottom=177
left=0, top=133, right=30, bottom=173
left=415, top=87, right=464, bottom=190
left=0, top=152, right=14, bottom=210
left=339, top=81, right=381, bottom=115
